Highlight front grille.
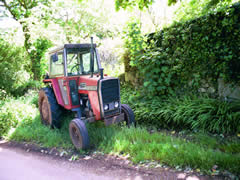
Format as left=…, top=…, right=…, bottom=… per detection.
left=100, top=78, right=120, bottom=117
left=101, top=79, right=120, bottom=104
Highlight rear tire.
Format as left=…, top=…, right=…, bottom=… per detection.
left=38, top=87, right=62, bottom=128
left=121, top=104, right=136, bottom=127
left=69, top=118, right=89, bottom=150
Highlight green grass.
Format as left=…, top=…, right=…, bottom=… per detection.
left=1, top=90, right=240, bottom=175
left=8, top=113, right=240, bottom=175
left=9, top=115, right=73, bottom=149
left=191, top=132, right=240, bottom=154
left=88, top=125, right=240, bottom=174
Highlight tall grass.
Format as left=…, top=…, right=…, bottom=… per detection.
left=121, top=85, right=240, bottom=134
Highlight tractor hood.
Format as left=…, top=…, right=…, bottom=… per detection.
left=78, top=75, right=102, bottom=91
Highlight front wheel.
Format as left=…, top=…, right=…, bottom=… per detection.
left=121, top=104, right=136, bottom=127
left=69, top=118, right=90, bottom=150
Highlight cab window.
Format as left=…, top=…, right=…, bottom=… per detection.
left=67, top=48, right=98, bottom=76
left=50, top=52, right=64, bottom=77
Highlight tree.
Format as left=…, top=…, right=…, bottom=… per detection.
left=51, top=0, right=113, bottom=43
left=115, top=0, right=179, bottom=10
left=0, top=0, right=50, bottom=80
left=0, top=0, right=49, bottom=50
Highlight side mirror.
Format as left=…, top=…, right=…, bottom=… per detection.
left=51, top=53, right=58, bottom=62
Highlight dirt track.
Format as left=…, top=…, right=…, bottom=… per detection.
left=0, top=141, right=216, bottom=180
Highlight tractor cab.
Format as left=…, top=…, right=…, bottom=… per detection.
left=39, top=38, right=135, bottom=150
left=48, top=44, right=100, bottom=78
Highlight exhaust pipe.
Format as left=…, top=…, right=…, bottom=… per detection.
left=90, top=37, right=94, bottom=78
left=100, top=68, right=104, bottom=79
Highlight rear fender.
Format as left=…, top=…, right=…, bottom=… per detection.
left=43, top=79, right=64, bottom=107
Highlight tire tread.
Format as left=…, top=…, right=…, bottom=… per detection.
left=39, top=87, right=62, bottom=128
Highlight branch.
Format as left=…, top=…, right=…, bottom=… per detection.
left=0, top=0, right=18, bottom=20
left=18, top=0, right=27, bottom=9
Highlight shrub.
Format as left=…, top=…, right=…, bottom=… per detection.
left=0, top=98, right=38, bottom=137
left=0, top=39, right=31, bottom=97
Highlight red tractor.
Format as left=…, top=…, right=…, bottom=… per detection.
left=38, top=38, right=135, bottom=149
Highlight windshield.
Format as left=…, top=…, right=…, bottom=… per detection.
left=66, top=48, right=99, bottom=76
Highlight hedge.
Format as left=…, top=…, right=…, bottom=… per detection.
left=126, top=3, right=240, bottom=97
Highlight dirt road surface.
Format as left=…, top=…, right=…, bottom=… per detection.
left=0, top=142, right=215, bottom=180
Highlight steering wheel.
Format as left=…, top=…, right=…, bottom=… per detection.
left=68, top=54, right=77, bottom=65
left=70, top=64, right=80, bottom=74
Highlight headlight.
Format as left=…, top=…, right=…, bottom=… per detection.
left=114, top=101, right=119, bottom=108
left=104, top=104, right=109, bottom=111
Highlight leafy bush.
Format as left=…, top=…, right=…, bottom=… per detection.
left=0, top=39, right=31, bottom=97
left=0, top=98, right=38, bottom=137
left=29, top=38, right=52, bottom=80
left=174, top=0, right=237, bottom=22
left=123, top=3, right=240, bottom=97
left=14, top=80, right=43, bottom=97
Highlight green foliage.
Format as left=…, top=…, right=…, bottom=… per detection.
left=123, top=3, right=240, bottom=97
left=0, top=0, right=49, bottom=20
left=29, top=38, right=52, bottom=80
left=115, top=0, right=178, bottom=10
left=174, top=0, right=237, bottom=22
left=52, top=0, right=114, bottom=43
left=0, top=97, right=37, bottom=136
left=0, top=0, right=50, bottom=50
left=10, top=115, right=73, bottom=148
left=192, top=132, right=240, bottom=154
left=121, top=84, right=240, bottom=134
left=115, top=0, right=153, bottom=10
left=0, top=39, right=31, bottom=96
left=123, top=19, right=146, bottom=66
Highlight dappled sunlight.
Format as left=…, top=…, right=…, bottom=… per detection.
left=178, top=174, right=200, bottom=180
left=125, top=176, right=143, bottom=180
left=7, top=128, right=16, bottom=140
left=177, top=173, right=186, bottom=179
left=186, top=175, right=200, bottom=180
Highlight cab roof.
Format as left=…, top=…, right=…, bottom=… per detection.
left=49, top=43, right=97, bottom=54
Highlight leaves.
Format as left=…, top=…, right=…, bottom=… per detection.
left=115, top=0, right=153, bottom=11
left=123, top=2, right=240, bottom=98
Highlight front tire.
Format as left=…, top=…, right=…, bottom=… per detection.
left=121, top=104, right=136, bottom=127
left=69, top=118, right=90, bottom=150
left=38, top=87, right=62, bottom=128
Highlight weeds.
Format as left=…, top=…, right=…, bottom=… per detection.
left=121, top=85, right=240, bottom=134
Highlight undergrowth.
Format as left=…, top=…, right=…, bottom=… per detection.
left=121, top=84, right=240, bottom=135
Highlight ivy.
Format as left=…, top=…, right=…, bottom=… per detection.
left=123, top=3, right=240, bottom=97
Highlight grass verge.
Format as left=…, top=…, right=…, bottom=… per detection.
left=1, top=90, right=240, bottom=176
